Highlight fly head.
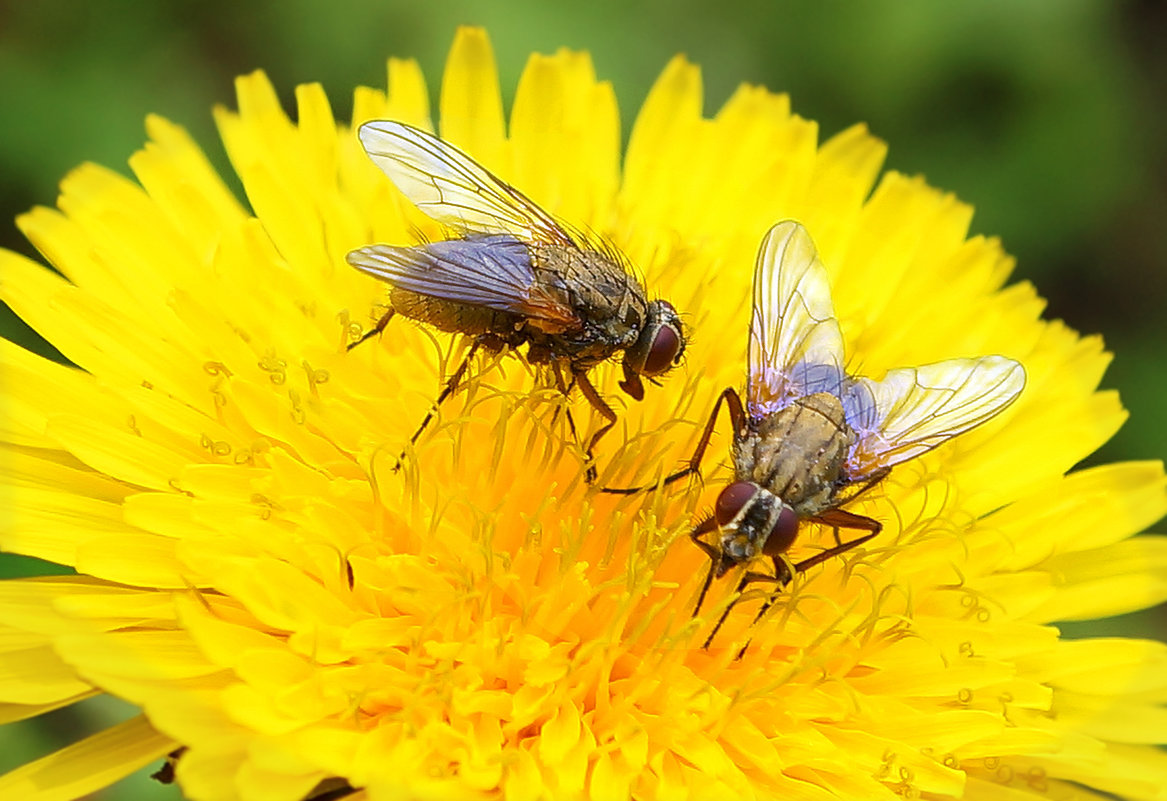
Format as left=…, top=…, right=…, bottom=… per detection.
left=711, top=481, right=799, bottom=578
left=619, top=300, right=685, bottom=400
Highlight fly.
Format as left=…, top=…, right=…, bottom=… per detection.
left=346, top=121, right=686, bottom=477
left=606, top=221, right=1025, bottom=650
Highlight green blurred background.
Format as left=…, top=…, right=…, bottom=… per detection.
left=1, top=1, right=1163, bottom=798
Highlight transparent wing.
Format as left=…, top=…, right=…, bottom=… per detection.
left=842, top=355, right=1026, bottom=480
left=358, top=120, right=576, bottom=246
left=747, top=221, right=846, bottom=418
left=347, top=235, right=579, bottom=328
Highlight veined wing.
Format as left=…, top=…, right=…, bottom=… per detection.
left=843, top=355, right=1026, bottom=480
left=347, top=234, right=579, bottom=328
left=747, top=221, right=846, bottom=417
left=358, top=120, right=577, bottom=247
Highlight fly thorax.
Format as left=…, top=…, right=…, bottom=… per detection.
left=538, top=245, right=630, bottom=312
left=749, top=393, right=853, bottom=514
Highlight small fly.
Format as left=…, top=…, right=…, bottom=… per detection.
left=606, top=221, right=1025, bottom=649
left=346, top=121, right=685, bottom=476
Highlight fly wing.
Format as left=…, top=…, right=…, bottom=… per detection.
left=358, top=120, right=577, bottom=247
left=747, top=221, right=846, bottom=418
left=842, top=355, right=1026, bottom=480
left=347, top=235, right=580, bottom=328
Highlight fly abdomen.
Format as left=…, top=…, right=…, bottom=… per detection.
left=388, top=287, right=520, bottom=339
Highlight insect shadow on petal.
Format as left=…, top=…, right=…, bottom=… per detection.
left=603, top=221, right=1026, bottom=654
left=346, top=121, right=686, bottom=480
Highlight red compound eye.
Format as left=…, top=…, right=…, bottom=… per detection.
left=766, top=504, right=800, bottom=555
left=715, top=481, right=758, bottom=526
left=641, top=324, right=680, bottom=375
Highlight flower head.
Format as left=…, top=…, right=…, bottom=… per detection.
left=2, top=26, right=1166, bottom=801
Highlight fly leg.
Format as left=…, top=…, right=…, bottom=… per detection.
left=393, top=340, right=481, bottom=469
left=804, top=469, right=889, bottom=544
left=412, top=340, right=481, bottom=445
left=687, top=515, right=721, bottom=618
left=731, top=564, right=788, bottom=657
left=601, top=387, right=744, bottom=495
left=730, top=518, right=882, bottom=657
left=549, top=363, right=585, bottom=468
left=826, top=467, right=892, bottom=540
left=701, top=568, right=786, bottom=651
left=812, top=507, right=882, bottom=547
left=838, top=468, right=891, bottom=503
left=574, top=370, right=618, bottom=485
left=687, top=514, right=769, bottom=651
left=347, top=308, right=395, bottom=351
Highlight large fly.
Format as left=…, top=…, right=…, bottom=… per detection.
left=606, top=221, right=1025, bottom=649
left=346, top=121, right=686, bottom=477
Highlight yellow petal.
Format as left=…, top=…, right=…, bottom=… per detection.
left=0, top=646, right=92, bottom=704
left=47, top=415, right=191, bottom=492
left=385, top=57, right=431, bottom=129
left=509, top=49, right=620, bottom=230
left=988, top=461, right=1167, bottom=570
left=1029, top=536, right=1167, bottom=621
left=0, top=486, right=128, bottom=564
left=133, top=113, right=250, bottom=245
left=0, top=715, right=174, bottom=801
left=800, top=123, right=887, bottom=263
left=440, top=27, right=506, bottom=170
left=622, top=55, right=703, bottom=237
left=75, top=533, right=189, bottom=588
left=1018, top=638, right=1167, bottom=695
left=56, top=630, right=221, bottom=681
left=0, top=691, right=96, bottom=725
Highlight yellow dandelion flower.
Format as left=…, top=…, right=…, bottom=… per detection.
left=2, top=25, right=1166, bottom=801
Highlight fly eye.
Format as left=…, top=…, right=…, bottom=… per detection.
left=715, top=481, right=758, bottom=526
left=765, top=504, right=800, bottom=555
left=641, top=324, right=680, bottom=376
